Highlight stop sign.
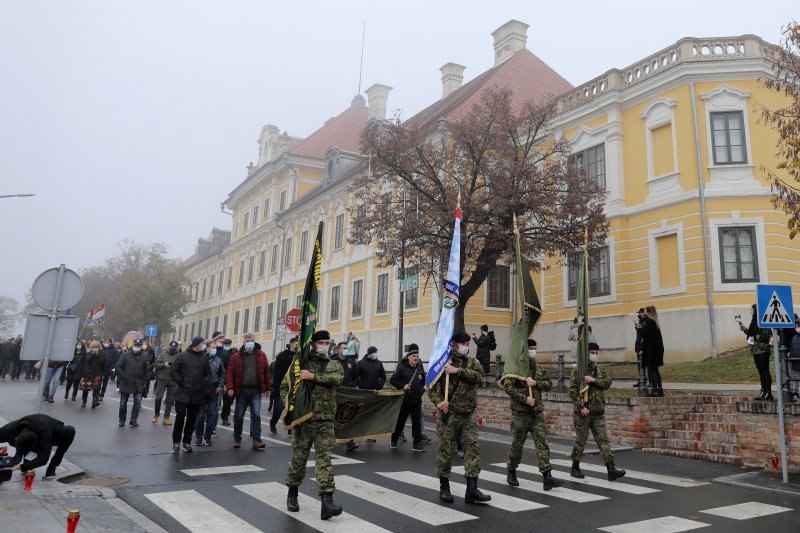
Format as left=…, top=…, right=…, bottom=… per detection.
left=286, top=308, right=302, bottom=333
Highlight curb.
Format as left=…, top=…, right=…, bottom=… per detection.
left=713, top=471, right=800, bottom=498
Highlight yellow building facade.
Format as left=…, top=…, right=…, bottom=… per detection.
left=174, top=23, right=796, bottom=365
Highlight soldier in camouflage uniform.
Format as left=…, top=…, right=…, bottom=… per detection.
left=741, top=303, right=774, bottom=400
left=282, top=330, right=344, bottom=520
left=569, top=342, right=626, bottom=481
left=427, top=331, right=491, bottom=504
left=504, top=339, right=564, bottom=490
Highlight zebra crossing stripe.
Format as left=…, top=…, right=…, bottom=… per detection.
left=144, top=490, right=261, bottom=532
left=494, top=463, right=660, bottom=495
left=329, top=475, right=478, bottom=526
left=597, top=516, right=710, bottom=532
left=180, top=465, right=264, bottom=477
left=234, top=482, right=388, bottom=533
left=377, top=471, right=548, bottom=513
left=699, top=501, right=793, bottom=520
left=549, top=459, right=708, bottom=487
left=295, top=454, right=365, bottom=468
left=452, top=466, right=607, bottom=502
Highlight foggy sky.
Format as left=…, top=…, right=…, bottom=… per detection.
left=1, top=0, right=795, bottom=334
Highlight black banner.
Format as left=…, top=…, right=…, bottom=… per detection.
left=334, top=387, right=404, bottom=443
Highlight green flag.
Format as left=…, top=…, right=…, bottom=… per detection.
left=576, top=233, right=590, bottom=402
left=500, top=216, right=542, bottom=384
left=282, top=222, right=324, bottom=429
left=334, top=388, right=404, bottom=443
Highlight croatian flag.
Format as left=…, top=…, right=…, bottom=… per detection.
left=86, top=302, right=106, bottom=326
left=426, top=203, right=461, bottom=388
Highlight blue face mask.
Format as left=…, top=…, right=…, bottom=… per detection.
left=245, top=341, right=255, bottom=351
left=210, top=348, right=217, bottom=357
left=199, top=344, right=207, bottom=352
left=371, top=352, right=379, bottom=360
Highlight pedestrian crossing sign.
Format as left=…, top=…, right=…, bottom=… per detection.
left=756, top=284, right=795, bottom=328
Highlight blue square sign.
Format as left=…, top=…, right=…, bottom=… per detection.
left=756, top=285, right=795, bottom=328
left=145, top=324, right=158, bottom=337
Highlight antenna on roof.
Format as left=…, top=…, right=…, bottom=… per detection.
left=357, top=19, right=366, bottom=94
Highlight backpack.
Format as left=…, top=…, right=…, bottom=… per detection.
left=489, top=332, right=497, bottom=351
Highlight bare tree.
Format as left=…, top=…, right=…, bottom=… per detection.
left=0, top=295, right=21, bottom=335
left=762, top=22, right=800, bottom=237
left=350, top=86, right=608, bottom=330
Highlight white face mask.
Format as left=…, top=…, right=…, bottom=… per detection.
left=456, top=344, right=470, bottom=355
left=589, top=353, right=598, bottom=363
left=528, top=350, right=537, bottom=358
left=316, top=343, right=329, bottom=354
left=132, top=347, right=142, bottom=353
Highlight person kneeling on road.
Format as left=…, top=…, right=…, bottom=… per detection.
left=0, top=414, right=76, bottom=480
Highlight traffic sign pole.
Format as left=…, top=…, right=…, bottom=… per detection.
left=34, top=265, right=65, bottom=414
left=772, top=328, right=789, bottom=484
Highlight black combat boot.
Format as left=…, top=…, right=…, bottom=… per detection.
left=320, top=493, right=342, bottom=520
left=286, top=486, right=299, bottom=512
left=439, top=476, right=454, bottom=503
left=542, top=469, right=564, bottom=491
left=464, top=477, right=491, bottom=504
left=606, top=461, right=626, bottom=481
left=570, top=460, right=585, bottom=478
left=506, top=469, right=519, bottom=486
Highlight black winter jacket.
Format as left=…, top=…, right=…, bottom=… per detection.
left=78, top=352, right=105, bottom=379
left=473, top=333, right=492, bottom=363
left=356, top=357, right=386, bottom=390
left=389, top=358, right=426, bottom=404
left=640, top=317, right=664, bottom=367
left=116, top=350, right=149, bottom=394
left=170, top=349, right=211, bottom=405
left=272, top=348, right=294, bottom=392
left=102, top=346, right=119, bottom=376
left=338, top=354, right=358, bottom=387
left=0, top=414, right=67, bottom=471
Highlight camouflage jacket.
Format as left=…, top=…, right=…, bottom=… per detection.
left=503, top=360, right=551, bottom=415
left=569, top=361, right=612, bottom=416
left=751, top=327, right=772, bottom=356
left=280, top=351, right=343, bottom=421
left=427, top=351, right=483, bottom=415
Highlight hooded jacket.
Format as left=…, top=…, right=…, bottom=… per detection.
left=170, top=348, right=212, bottom=405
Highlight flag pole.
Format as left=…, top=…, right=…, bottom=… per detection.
left=513, top=214, right=534, bottom=400
left=444, top=191, right=463, bottom=407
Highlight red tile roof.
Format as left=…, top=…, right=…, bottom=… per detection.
left=288, top=96, right=370, bottom=159
left=406, top=49, right=573, bottom=129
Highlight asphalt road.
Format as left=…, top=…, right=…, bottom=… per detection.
left=1, top=378, right=799, bottom=532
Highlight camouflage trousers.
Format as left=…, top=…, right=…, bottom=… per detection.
left=435, top=411, right=480, bottom=479
left=507, top=410, right=551, bottom=473
left=571, top=413, right=613, bottom=463
left=286, top=419, right=336, bottom=494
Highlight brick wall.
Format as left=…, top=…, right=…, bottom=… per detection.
left=736, top=401, right=800, bottom=470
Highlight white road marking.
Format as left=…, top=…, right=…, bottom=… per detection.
left=299, top=454, right=364, bottom=468
left=549, top=459, right=708, bottom=487
left=494, top=463, right=660, bottom=495
left=452, top=466, right=607, bottom=502
left=180, top=465, right=264, bottom=476
left=700, top=501, right=793, bottom=520
left=325, top=475, right=477, bottom=526
left=598, top=516, right=710, bottom=532
left=235, top=482, right=387, bottom=533
left=377, top=471, right=547, bottom=513
left=144, top=489, right=261, bottom=532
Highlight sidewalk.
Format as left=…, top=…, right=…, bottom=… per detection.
left=611, top=381, right=761, bottom=392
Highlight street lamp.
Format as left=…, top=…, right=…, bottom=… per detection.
left=0, top=193, right=35, bottom=199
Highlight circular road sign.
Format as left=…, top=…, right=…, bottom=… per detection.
left=31, top=266, right=84, bottom=310
left=286, top=308, right=302, bottom=333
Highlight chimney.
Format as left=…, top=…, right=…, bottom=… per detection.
left=440, top=63, right=465, bottom=98
left=365, top=83, right=392, bottom=121
left=492, top=19, right=529, bottom=66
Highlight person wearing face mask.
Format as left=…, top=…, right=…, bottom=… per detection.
left=427, top=331, right=491, bottom=505
left=217, top=338, right=235, bottom=425
left=226, top=333, right=271, bottom=450
left=569, top=342, right=626, bottom=481
left=99, top=339, right=119, bottom=401
left=194, top=342, right=226, bottom=446
left=333, top=341, right=359, bottom=451
left=152, top=341, right=180, bottom=425
left=169, top=336, right=212, bottom=453
left=389, top=344, right=427, bottom=452
left=282, top=330, right=345, bottom=520
left=63, top=342, right=84, bottom=401
left=355, top=346, right=386, bottom=443
left=77, top=340, right=106, bottom=409
left=504, top=339, right=563, bottom=491
left=115, top=339, right=150, bottom=427
left=140, top=340, right=156, bottom=399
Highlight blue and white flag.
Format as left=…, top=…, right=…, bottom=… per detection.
left=426, top=203, right=461, bottom=388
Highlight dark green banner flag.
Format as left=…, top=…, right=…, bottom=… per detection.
left=282, top=222, right=323, bottom=429
left=576, top=231, right=590, bottom=402
left=334, top=387, right=404, bottom=443
left=501, top=215, right=542, bottom=384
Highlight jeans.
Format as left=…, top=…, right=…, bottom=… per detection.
left=119, top=393, right=142, bottom=424
left=173, top=402, right=201, bottom=444
left=269, top=394, right=284, bottom=429
left=195, top=392, right=220, bottom=441
left=233, top=387, right=262, bottom=441
left=44, top=366, right=64, bottom=398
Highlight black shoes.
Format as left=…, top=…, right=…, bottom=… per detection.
left=412, top=442, right=425, bottom=452
left=439, top=476, right=454, bottom=503
left=570, top=460, right=585, bottom=479
left=286, top=486, right=299, bottom=512
left=182, top=442, right=193, bottom=453
left=320, top=493, right=342, bottom=520
left=419, top=434, right=432, bottom=443
left=606, top=461, right=626, bottom=481
left=172, top=442, right=180, bottom=453
left=464, top=477, right=491, bottom=504
left=507, top=469, right=519, bottom=486
left=542, top=469, right=563, bottom=491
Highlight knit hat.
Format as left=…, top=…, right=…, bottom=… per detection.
left=527, top=339, right=537, bottom=347
left=406, top=343, right=419, bottom=356
left=311, top=330, right=331, bottom=342
left=453, top=331, right=470, bottom=343
left=190, top=336, right=205, bottom=349
left=588, top=342, right=600, bottom=351
left=210, top=331, right=224, bottom=342
left=480, top=324, right=488, bottom=332
left=367, top=346, right=378, bottom=355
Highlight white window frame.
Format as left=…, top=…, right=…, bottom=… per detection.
left=351, top=278, right=364, bottom=318
left=562, top=236, right=617, bottom=307
left=280, top=190, right=287, bottom=211
left=647, top=222, right=686, bottom=296
left=484, top=264, right=512, bottom=310
left=330, top=285, right=341, bottom=322
left=641, top=98, right=681, bottom=201
left=403, top=266, right=420, bottom=311
left=376, top=273, right=390, bottom=315
left=334, top=213, right=345, bottom=250
left=708, top=213, right=767, bottom=293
